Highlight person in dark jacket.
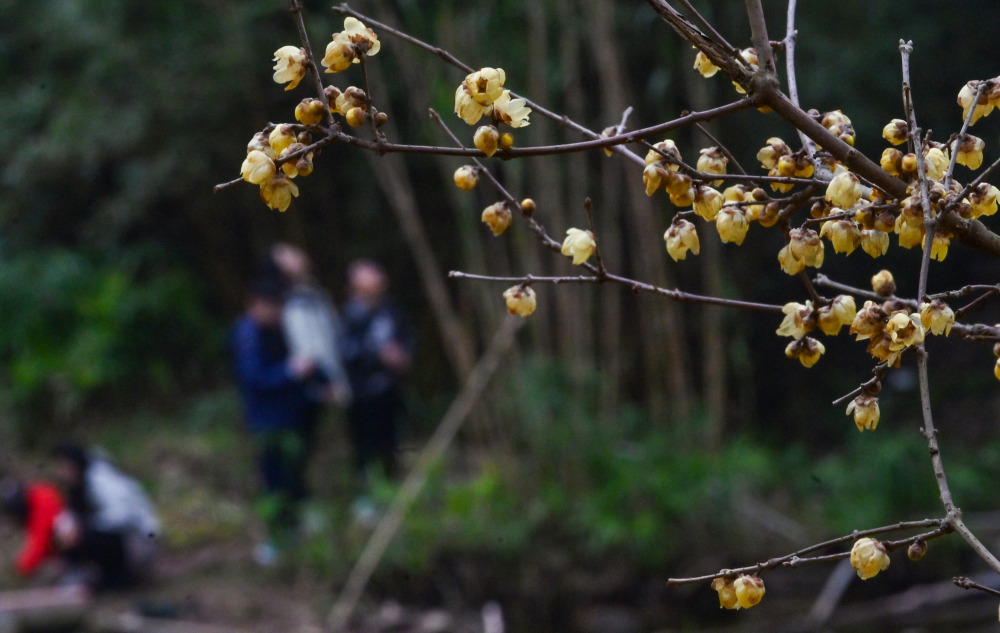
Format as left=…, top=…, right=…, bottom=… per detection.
left=340, top=260, right=411, bottom=483
left=231, top=277, right=323, bottom=558
left=0, top=477, right=64, bottom=578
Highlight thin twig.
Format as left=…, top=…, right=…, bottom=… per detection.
left=448, top=271, right=786, bottom=313
left=784, top=0, right=816, bottom=157
left=666, top=518, right=947, bottom=585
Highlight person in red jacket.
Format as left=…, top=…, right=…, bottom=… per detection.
left=0, top=477, right=65, bottom=577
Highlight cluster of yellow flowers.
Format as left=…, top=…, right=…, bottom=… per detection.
left=240, top=18, right=383, bottom=211
left=711, top=574, right=765, bottom=610
left=453, top=68, right=531, bottom=156
left=775, top=295, right=856, bottom=369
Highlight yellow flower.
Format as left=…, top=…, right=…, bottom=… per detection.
left=272, top=46, right=307, bottom=91
left=995, top=358, right=1000, bottom=382
left=278, top=143, right=307, bottom=177
left=788, top=227, right=824, bottom=268
left=693, top=186, right=723, bottom=220
left=846, top=394, right=880, bottom=431
left=334, top=86, right=366, bottom=116
left=820, top=218, right=862, bottom=255
left=453, top=166, right=479, bottom=190
left=919, top=300, right=955, bottom=336
left=294, top=98, right=327, bottom=126
left=886, top=311, right=925, bottom=351
left=463, top=67, right=506, bottom=106
left=643, top=164, right=667, bottom=197
left=268, top=124, right=297, bottom=155
left=697, top=147, right=728, bottom=186
left=860, top=229, right=890, bottom=258
left=475, top=125, right=500, bottom=157
left=882, top=119, right=908, bottom=146
left=927, top=231, right=950, bottom=261
left=322, top=34, right=356, bottom=73
left=954, top=135, right=986, bottom=170
left=241, top=150, right=277, bottom=185
left=561, top=228, right=596, bottom=265
left=850, top=538, right=890, bottom=580
left=692, top=49, right=719, bottom=78
left=825, top=171, right=862, bottom=209
left=454, top=87, right=491, bottom=126
left=923, top=146, right=949, bottom=181
left=817, top=295, right=856, bottom=335
left=894, top=214, right=925, bottom=249
left=492, top=90, right=531, bottom=128
left=341, top=16, right=380, bottom=57
left=481, top=202, right=512, bottom=236
left=259, top=173, right=299, bottom=212
left=776, top=301, right=815, bottom=340
left=732, top=48, right=758, bottom=94
left=247, top=131, right=273, bottom=157
left=880, top=148, right=903, bottom=176
left=733, top=575, right=765, bottom=609
left=715, top=207, right=749, bottom=245
left=778, top=245, right=804, bottom=275
left=969, top=183, right=1000, bottom=218
left=711, top=577, right=738, bottom=610
left=785, top=336, right=825, bottom=367
left=850, top=300, right=888, bottom=341
left=503, top=285, right=536, bottom=317
left=958, top=81, right=994, bottom=125
left=664, top=220, right=700, bottom=261
left=757, top=137, right=789, bottom=170
left=645, top=140, right=681, bottom=168
left=822, top=110, right=856, bottom=146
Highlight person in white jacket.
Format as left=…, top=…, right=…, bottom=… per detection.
left=52, top=444, right=160, bottom=589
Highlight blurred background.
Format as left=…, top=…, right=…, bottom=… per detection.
left=2, top=0, right=1000, bottom=631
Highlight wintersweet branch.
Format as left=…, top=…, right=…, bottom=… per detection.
left=448, top=271, right=785, bottom=314
left=666, top=518, right=949, bottom=586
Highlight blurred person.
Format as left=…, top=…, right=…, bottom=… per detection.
left=231, top=277, right=324, bottom=561
left=340, top=260, right=411, bottom=488
left=0, top=477, right=64, bottom=579
left=272, top=242, right=351, bottom=406
left=51, top=444, right=160, bottom=590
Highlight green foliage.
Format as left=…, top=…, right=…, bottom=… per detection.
left=0, top=248, right=219, bottom=436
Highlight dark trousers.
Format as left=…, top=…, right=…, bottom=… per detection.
left=65, top=528, right=129, bottom=589
left=347, top=391, right=401, bottom=480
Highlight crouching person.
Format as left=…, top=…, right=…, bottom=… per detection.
left=52, top=444, right=160, bottom=590
left=0, top=477, right=65, bottom=580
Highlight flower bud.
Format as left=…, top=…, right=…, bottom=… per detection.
left=503, top=285, right=537, bottom=317
left=710, top=577, right=738, bottom=610
left=374, top=111, right=388, bottom=127
left=882, top=119, right=908, bottom=146
left=850, top=538, right=890, bottom=580
left=481, top=202, right=512, bottom=236
left=499, top=132, right=515, bottom=151
left=345, top=106, right=368, bottom=128
left=880, top=148, right=904, bottom=176
left=561, top=228, right=596, bottom=265
left=475, top=125, right=500, bottom=157
left=697, top=147, right=727, bottom=186
left=268, top=124, right=297, bottom=155
left=520, top=198, right=536, bottom=216
left=733, top=575, right=765, bottom=609
left=871, top=270, right=896, bottom=297
left=454, top=166, right=479, bottom=190
left=295, top=98, right=327, bottom=126
left=907, top=540, right=927, bottom=562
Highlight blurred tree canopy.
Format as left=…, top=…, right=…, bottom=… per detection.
left=1, top=0, right=1000, bottom=447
